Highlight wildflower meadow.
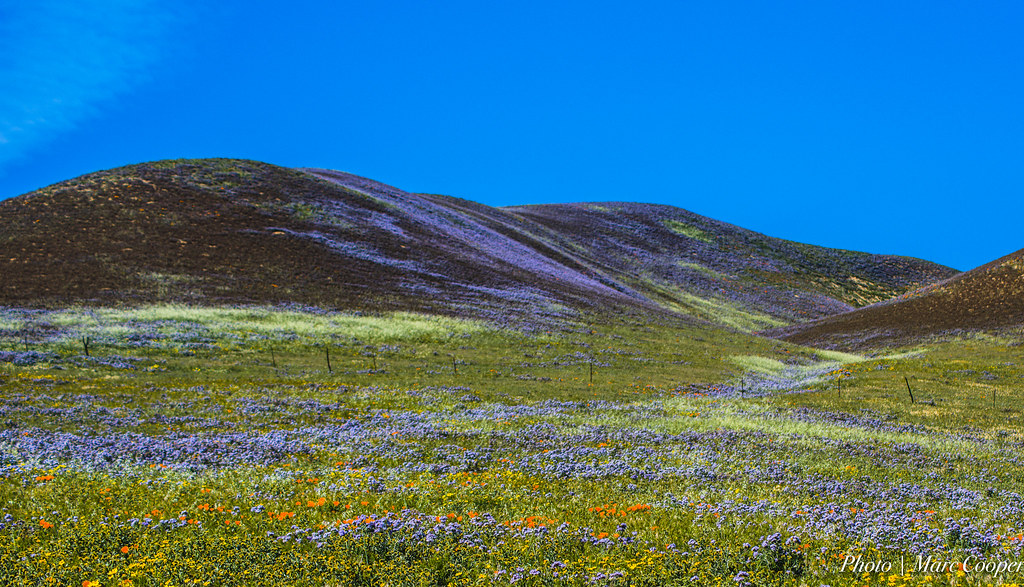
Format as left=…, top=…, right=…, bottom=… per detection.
left=1, top=306, right=1022, bottom=586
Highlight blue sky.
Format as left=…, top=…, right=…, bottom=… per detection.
left=1, top=1, right=1022, bottom=270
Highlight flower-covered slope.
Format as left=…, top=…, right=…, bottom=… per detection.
left=505, top=202, right=956, bottom=328
left=0, top=158, right=955, bottom=329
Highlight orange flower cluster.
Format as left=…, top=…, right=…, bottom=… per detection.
left=588, top=503, right=652, bottom=518
left=499, top=515, right=557, bottom=529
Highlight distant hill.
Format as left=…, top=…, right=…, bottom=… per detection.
left=0, top=159, right=956, bottom=330
left=503, top=201, right=956, bottom=329
left=770, top=248, right=1024, bottom=348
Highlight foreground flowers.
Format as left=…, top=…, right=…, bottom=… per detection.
left=0, top=306, right=1021, bottom=585
left=1, top=383, right=1022, bottom=586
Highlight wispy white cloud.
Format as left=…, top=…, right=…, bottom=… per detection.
left=0, top=0, right=180, bottom=168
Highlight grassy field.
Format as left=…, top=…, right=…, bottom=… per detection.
left=1, top=306, right=1022, bottom=586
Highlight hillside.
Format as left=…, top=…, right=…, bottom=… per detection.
left=770, top=247, right=1024, bottom=348
left=0, top=158, right=956, bottom=330
left=505, top=202, right=956, bottom=329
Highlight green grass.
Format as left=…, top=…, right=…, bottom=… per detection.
left=663, top=289, right=788, bottom=332
left=7, top=305, right=489, bottom=344
left=770, top=337, right=1024, bottom=436
left=663, top=219, right=713, bottom=243
left=1, top=307, right=1023, bottom=586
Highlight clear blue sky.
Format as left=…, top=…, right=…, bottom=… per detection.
left=2, top=1, right=1022, bottom=271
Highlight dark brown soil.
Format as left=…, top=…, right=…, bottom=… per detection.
left=1, top=160, right=402, bottom=309
left=0, top=160, right=651, bottom=322
left=768, top=248, right=1024, bottom=349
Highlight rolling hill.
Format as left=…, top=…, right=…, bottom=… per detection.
left=769, top=247, right=1024, bottom=349
left=0, top=158, right=957, bottom=330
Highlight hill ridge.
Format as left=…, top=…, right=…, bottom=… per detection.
left=0, top=158, right=958, bottom=332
